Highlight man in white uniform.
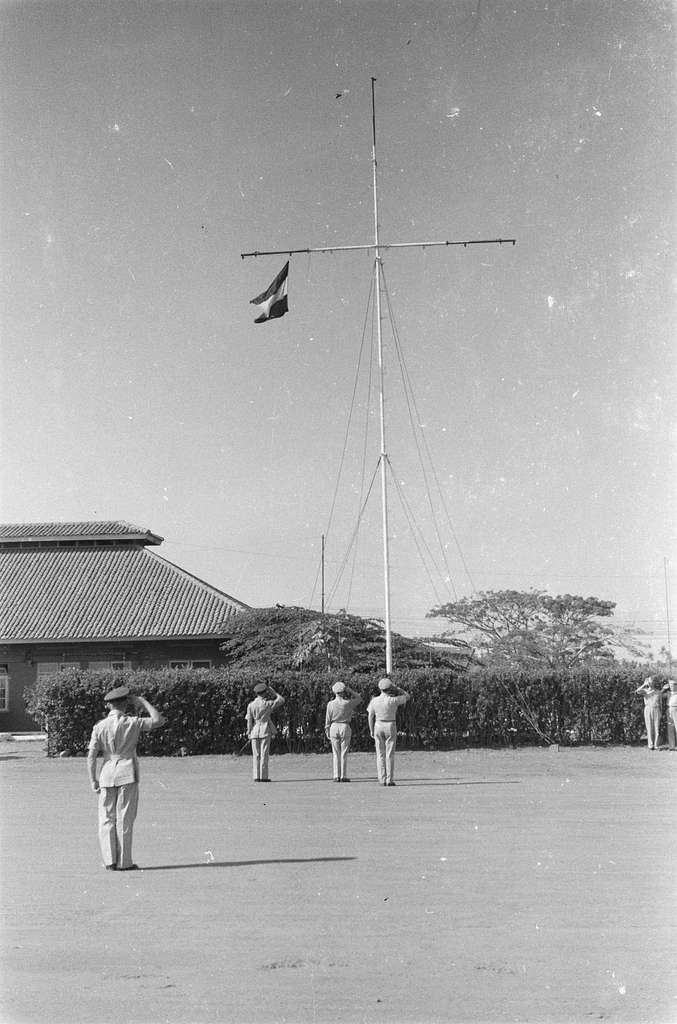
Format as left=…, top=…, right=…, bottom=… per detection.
left=635, top=676, right=663, bottom=749
left=246, top=683, right=285, bottom=781
left=324, top=682, right=362, bottom=782
left=661, top=676, right=677, bottom=749
left=367, top=678, right=410, bottom=786
left=87, top=685, right=165, bottom=870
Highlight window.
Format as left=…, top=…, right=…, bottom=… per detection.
left=0, top=667, right=8, bottom=712
left=37, top=662, right=60, bottom=677
left=169, top=660, right=211, bottom=670
left=89, top=661, right=127, bottom=672
left=37, top=662, right=81, bottom=677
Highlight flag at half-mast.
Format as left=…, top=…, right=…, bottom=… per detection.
left=250, top=261, right=289, bottom=323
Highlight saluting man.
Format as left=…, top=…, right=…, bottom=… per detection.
left=367, top=678, right=410, bottom=786
left=87, top=685, right=166, bottom=871
left=324, top=681, right=362, bottom=782
left=246, top=683, right=285, bottom=781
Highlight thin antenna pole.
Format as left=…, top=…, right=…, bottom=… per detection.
left=665, top=557, right=672, bottom=666
left=371, top=78, right=393, bottom=676
left=321, top=534, right=325, bottom=616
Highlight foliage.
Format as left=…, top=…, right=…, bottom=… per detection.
left=648, top=646, right=676, bottom=671
left=427, top=589, right=647, bottom=668
left=464, top=663, right=647, bottom=746
left=25, top=662, right=658, bottom=757
left=219, top=605, right=472, bottom=673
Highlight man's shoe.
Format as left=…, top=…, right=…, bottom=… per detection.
left=342, top=778, right=351, bottom=782
left=333, top=777, right=340, bottom=782
left=119, top=864, right=139, bottom=871
left=387, top=782, right=396, bottom=787
left=105, top=865, right=117, bottom=871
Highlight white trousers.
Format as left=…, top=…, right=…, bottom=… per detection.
left=644, top=706, right=661, bottom=748
left=99, top=783, right=139, bottom=868
left=668, top=706, right=677, bottom=748
left=374, top=721, right=397, bottom=783
left=251, top=736, right=271, bottom=780
left=330, top=723, right=352, bottom=779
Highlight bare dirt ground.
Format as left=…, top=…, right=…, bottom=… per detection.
left=1, top=741, right=675, bottom=1024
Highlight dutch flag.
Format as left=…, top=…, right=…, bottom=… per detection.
left=250, top=261, right=289, bottom=324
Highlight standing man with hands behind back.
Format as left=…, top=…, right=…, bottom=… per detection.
left=87, top=685, right=166, bottom=871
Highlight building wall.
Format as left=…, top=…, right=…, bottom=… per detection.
left=0, top=658, right=37, bottom=732
left=0, top=640, right=232, bottom=733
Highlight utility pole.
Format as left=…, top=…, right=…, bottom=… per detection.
left=665, top=557, right=672, bottom=666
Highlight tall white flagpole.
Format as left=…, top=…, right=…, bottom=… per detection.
left=371, top=78, right=393, bottom=676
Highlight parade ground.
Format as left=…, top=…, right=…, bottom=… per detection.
left=1, top=742, right=674, bottom=1024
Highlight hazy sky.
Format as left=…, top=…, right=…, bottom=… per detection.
left=2, top=1, right=675, bottom=654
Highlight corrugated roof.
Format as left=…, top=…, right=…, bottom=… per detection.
left=0, top=521, right=162, bottom=544
left=0, top=544, right=248, bottom=641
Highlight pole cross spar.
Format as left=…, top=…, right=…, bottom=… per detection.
left=240, top=238, right=515, bottom=258
left=242, top=78, right=516, bottom=676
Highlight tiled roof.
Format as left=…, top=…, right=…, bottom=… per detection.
left=0, top=544, right=248, bottom=641
left=0, top=521, right=162, bottom=544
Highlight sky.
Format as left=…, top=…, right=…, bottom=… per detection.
left=1, top=0, right=675, bottom=657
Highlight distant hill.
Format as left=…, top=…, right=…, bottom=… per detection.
left=218, top=605, right=472, bottom=674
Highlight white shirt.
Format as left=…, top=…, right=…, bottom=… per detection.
left=367, top=692, right=408, bottom=726
left=246, top=694, right=284, bottom=738
left=88, top=710, right=153, bottom=786
left=325, top=696, right=361, bottom=728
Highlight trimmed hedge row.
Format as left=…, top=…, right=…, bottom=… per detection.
left=25, top=663, right=660, bottom=757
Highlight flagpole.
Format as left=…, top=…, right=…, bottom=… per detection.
left=368, top=78, right=393, bottom=676
left=242, top=80, right=516, bottom=675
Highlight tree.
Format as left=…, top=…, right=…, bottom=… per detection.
left=219, top=605, right=472, bottom=674
left=426, top=589, right=645, bottom=669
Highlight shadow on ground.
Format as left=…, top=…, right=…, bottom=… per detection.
left=141, top=856, right=358, bottom=871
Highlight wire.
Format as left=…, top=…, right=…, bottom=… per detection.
left=327, top=463, right=381, bottom=606
left=345, top=287, right=378, bottom=609
left=381, top=269, right=473, bottom=596
left=385, top=457, right=448, bottom=607
left=307, top=274, right=376, bottom=608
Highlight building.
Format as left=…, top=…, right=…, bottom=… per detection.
left=0, top=521, right=249, bottom=732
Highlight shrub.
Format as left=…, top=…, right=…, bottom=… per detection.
left=25, top=663, right=653, bottom=757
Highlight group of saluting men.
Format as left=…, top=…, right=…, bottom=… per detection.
left=86, top=677, right=410, bottom=871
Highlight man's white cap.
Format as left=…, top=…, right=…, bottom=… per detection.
left=378, top=678, right=391, bottom=691
left=332, top=682, right=346, bottom=694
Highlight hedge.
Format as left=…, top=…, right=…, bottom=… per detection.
left=25, top=662, right=660, bottom=757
